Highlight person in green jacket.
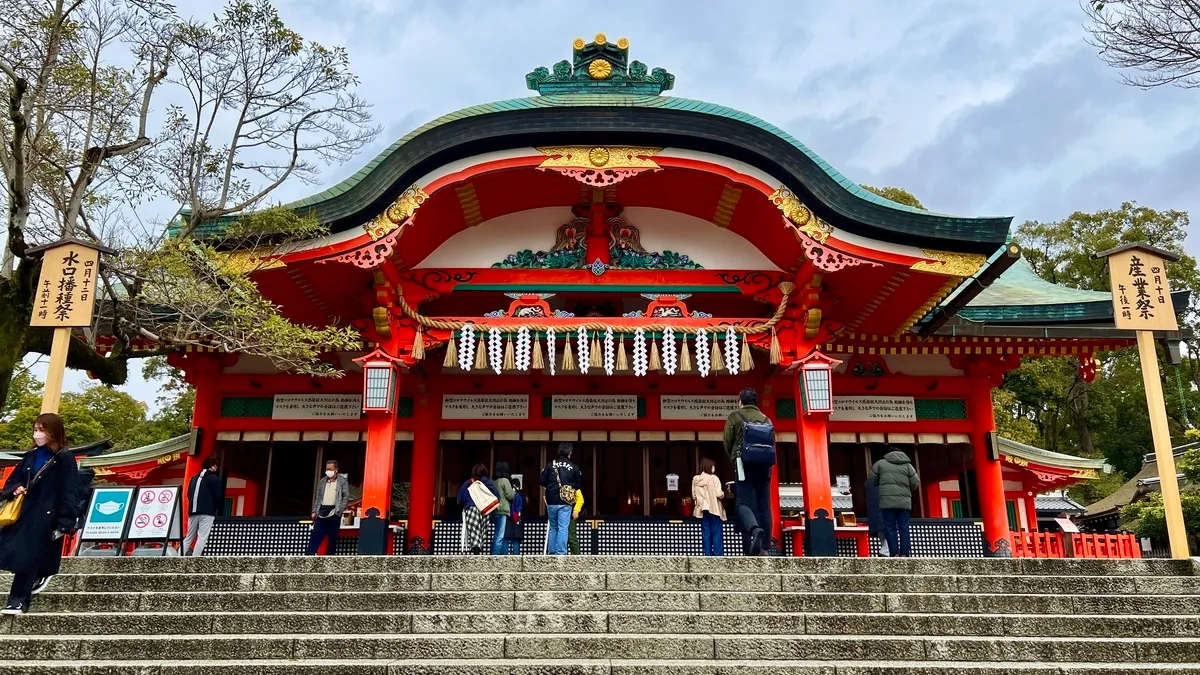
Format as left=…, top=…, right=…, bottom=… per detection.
left=492, top=462, right=516, bottom=555
left=868, top=448, right=920, bottom=557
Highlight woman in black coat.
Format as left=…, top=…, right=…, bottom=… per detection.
left=0, top=413, right=82, bottom=615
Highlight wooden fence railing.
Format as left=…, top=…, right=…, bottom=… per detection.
left=1012, top=531, right=1142, bottom=559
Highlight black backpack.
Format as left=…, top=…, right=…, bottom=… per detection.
left=737, top=410, right=776, bottom=467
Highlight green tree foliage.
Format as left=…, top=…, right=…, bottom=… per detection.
left=0, top=0, right=378, bottom=413
left=139, top=356, right=194, bottom=440
left=1120, top=446, right=1200, bottom=550
left=860, top=185, right=926, bottom=210
left=1002, top=202, right=1200, bottom=504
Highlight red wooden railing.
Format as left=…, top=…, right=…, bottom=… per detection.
left=1012, top=531, right=1142, bottom=559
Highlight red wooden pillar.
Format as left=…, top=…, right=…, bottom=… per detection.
left=361, top=407, right=399, bottom=523
left=768, top=456, right=783, bottom=555
left=183, top=355, right=221, bottom=531
left=1024, top=494, right=1038, bottom=532
left=406, top=395, right=438, bottom=554
left=796, top=372, right=836, bottom=556
left=967, top=377, right=1013, bottom=557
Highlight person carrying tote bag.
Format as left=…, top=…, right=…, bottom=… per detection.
left=457, top=464, right=499, bottom=554
left=0, top=413, right=84, bottom=616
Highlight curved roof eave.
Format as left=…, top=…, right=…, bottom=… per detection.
left=999, top=436, right=1111, bottom=473
left=270, top=94, right=1013, bottom=254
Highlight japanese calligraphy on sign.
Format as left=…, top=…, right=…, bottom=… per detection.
left=1107, top=249, right=1178, bottom=331
left=551, top=395, right=637, bottom=419
left=442, top=395, right=529, bottom=419
left=30, top=243, right=100, bottom=327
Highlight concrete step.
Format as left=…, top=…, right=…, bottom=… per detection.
left=5, top=610, right=1199, bottom=638
left=3, top=634, right=1200, bottom=664
left=29, top=589, right=1200, bottom=615
left=38, top=571, right=1200, bottom=595
left=9, top=660, right=1200, bottom=675
left=52, top=555, right=1196, bottom=578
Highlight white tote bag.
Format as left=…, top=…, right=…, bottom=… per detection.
left=467, top=480, right=500, bottom=516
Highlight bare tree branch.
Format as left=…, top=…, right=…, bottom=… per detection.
left=1085, top=0, right=1200, bottom=88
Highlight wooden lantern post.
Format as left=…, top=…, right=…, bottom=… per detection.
left=1098, top=243, right=1189, bottom=559
left=26, top=239, right=113, bottom=414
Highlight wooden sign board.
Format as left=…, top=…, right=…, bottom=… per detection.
left=30, top=242, right=101, bottom=327
left=1107, top=249, right=1178, bottom=332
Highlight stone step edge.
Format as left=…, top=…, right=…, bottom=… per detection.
left=32, top=586, right=1200, bottom=595
left=8, top=658, right=1200, bottom=671
left=9, top=610, right=1200, bottom=619
left=4, top=633, right=1198, bottom=642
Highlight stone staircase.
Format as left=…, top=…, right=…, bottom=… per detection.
left=3, top=555, right=1200, bottom=674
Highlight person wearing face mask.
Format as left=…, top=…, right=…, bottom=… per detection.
left=306, top=460, right=349, bottom=556
left=0, top=413, right=84, bottom=615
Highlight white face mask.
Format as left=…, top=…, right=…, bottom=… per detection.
left=33, top=431, right=48, bottom=447
left=325, top=470, right=335, bottom=478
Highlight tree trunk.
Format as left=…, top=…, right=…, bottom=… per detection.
left=1067, top=365, right=1096, bottom=456
left=0, top=269, right=34, bottom=412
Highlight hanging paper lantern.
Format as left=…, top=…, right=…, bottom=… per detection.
left=725, top=328, right=740, bottom=376
left=696, top=328, right=710, bottom=377
left=633, top=328, right=648, bottom=377
left=577, top=327, right=590, bottom=375
left=546, top=328, right=556, bottom=376
left=488, top=327, right=503, bottom=374
left=458, top=324, right=476, bottom=372
left=604, top=327, right=615, bottom=376
left=516, top=327, right=532, bottom=371
left=662, top=327, right=677, bottom=375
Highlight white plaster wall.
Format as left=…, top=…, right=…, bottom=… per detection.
left=414, top=206, right=780, bottom=270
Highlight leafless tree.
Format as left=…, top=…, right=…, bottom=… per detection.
left=1084, top=0, right=1200, bottom=88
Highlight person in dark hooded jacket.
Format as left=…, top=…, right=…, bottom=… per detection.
left=868, top=448, right=919, bottom=557
left=864, top=474, right=889, bottom=557
left=0, top=413, right=84, bottom=615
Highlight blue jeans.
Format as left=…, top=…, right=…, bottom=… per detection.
left=882, top=508, right=911, bottom=557
left=700, top=513, right=724, bottom=556
left=490, top=513, right=507, bottom=555
left=546, top=504, right=572, bottom=555
left=506, top=540, right=520, bottom=555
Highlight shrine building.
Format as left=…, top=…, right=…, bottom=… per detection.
left=97, top=35, right=1183, bottom=557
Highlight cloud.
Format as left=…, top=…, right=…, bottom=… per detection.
left=78, top=0, right=1200, bottom=409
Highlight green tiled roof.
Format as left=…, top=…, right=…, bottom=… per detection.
left=998, top=436, right=1111, bottom=473
left=285, top=93, right=958, bottom=219
left=959, top=258, right=1116, bottom=323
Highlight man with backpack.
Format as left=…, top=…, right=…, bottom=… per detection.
left=722, top=387, right=776, bottom=556
left=539, top=443, right=582, bottom=556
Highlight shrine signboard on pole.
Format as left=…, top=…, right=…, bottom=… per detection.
left=26, top=238, right=113, bottom=415
left=1099, top=243, right=1188, bottom=559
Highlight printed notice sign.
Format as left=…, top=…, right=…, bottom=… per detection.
left=829, top=396, right=916, bottom=422
left=30, top=243, right=101, bottom=327
left=660, top=395, right=739, bottom=420
left=81, top=487, right=134, bottom=540
left=273, top=394, right=362, bottom=419
left=126, top=486, right=181, bottom=540
left=442, top=395, right=529, bottom=419
left=551, top=395, right=637, bottom=419
left=1107, top=249, right=1179, bottom=331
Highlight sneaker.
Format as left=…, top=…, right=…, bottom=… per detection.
left=30, top=575, right=53, bottom=596
left=1, top=603, right=25, bottom=616
left=748, top=527, right=766, bottom=556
